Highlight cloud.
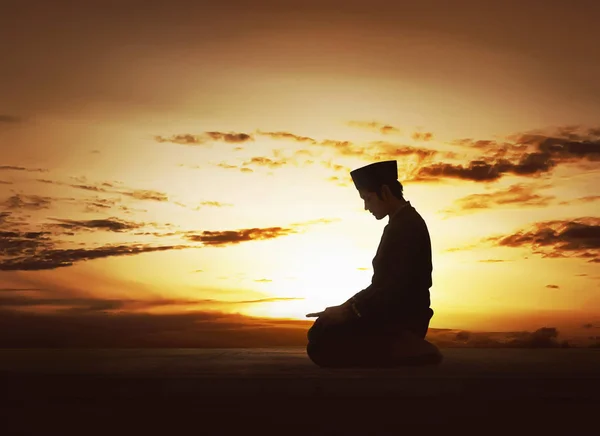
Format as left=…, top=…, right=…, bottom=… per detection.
left=256, top=129, right=438, bottom=164
left=347, top=121, right=401, bottom=135
left=559, top=195, right=600, bottom=205
left=477, top=259, right=509, bottom=263
left=3, top=194, right=52, bottom=210
left=183, top=219, right=337, bottom=247
left=428, top=327, right=567, bottom=348
left=412, top=132, right=434, bottom=141
left=0, top=115, right=23, bottom=123
left=185, top=227, right=296, bottom=247
left=254, top=279, right=272, bottom=283
left=0, top=180, right=13, bottom=184
left=0, top=165, right=46, bottom=172
left=46, top=217, right=145, bottom=232
left=0, top=243, right=190, bottom=271
left=546, top=284, right=560, bottom=289
left=410, top=154, right=556, bottom=183
left=441, top=183, right=555, bottom=215
left=121, top=189, right=169, bottom=202
left=411, top=126, right=600, bottom=184
left=37, top=178, right=170, bottom=202
left=0, top=309, right=312, bottom=348
left=483, top=217, right=600, bottom=262
left=0, top=230, right=53, bottom=257
left=154, top=131, right=253, bottom=145
left=242, top=156, right=289, bottom=168
left=256, top=130, right=318, bottom=144
left=193, top=201, right=233, bottom=211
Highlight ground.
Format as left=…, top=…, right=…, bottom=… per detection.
left=1, top=347, right=599, bottom=434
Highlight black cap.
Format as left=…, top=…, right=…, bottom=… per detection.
left=350, top=160, right=398, bottom=190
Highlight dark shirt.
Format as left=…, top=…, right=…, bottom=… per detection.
left=349, top=201, right=433, bottom=323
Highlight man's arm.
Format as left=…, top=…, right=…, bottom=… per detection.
left=345, top=222, right=417, bottom=320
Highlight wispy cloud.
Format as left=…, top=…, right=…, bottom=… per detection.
left=37, top=178, right=170, bottom=202
left=559, top=195, right=600, bottom=205
left=347, top=121, right=401, bottom=135
left=0, top=243, right=189, bottom=271
left=46, top=217, right=145, bottom=232
left=441, top=183, right=555, bottom=216
left=154, top=131, right=253, bottom=145
left=256, top=130, right=318, bottom=144
left=0, top=165, right=47, bottom=172
left=3, top=194, right=53, bottom=210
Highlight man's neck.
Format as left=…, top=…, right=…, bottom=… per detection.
left=387, top=199, right=408, bottom=221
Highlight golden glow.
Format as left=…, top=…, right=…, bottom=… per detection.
left=2, top=2, right=599, bottom=338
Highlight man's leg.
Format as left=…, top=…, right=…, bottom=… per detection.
left=306, top=318, right=393, bottom=368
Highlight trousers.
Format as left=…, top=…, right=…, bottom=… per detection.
left=306, top=308, right=434, bottom=368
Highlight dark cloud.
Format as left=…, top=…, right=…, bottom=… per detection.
left=411, top=154, right=556, bottom=183
left=412, top=126, right=600, bottom=183
left=0, top=230, right=53, bottom=257
left=185, top=226, right=296, bottom=247
left=0, top=115, right=23, bottom=123
left=0, top=165, right=47, bottom=172
left=546, top=284, right=560, bottom=289
left=183, top=219, right=336, bottom=247
left=0, top=309, right=312, bottom=348
left=155, top=131, right=253, bottom=145
left=428, top=327, right=567, bottom=348
left=46, top=217, right=145, bottom=232
left=0, top=180, right=13, bottom=184
left=442, top=183, right=555, bottom=215
left=206, top=131, right=253, bottom=143
left=346, top=121, right=401, bottom=135
left=484, top=217, right=600, bottom=262
left=0, top=293, right=300, bottom=312
left=515, top=132, right=600, bottom=162
left=3, top=194, right=52, bottom=210
left=0, top=243, right=189, bottom=271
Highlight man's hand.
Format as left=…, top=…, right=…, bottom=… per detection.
left=318, top=304, right=352, bottom=326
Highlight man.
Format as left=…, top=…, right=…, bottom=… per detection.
left=306, top=160, right=442, bottom=367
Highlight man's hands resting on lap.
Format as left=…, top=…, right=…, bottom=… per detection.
left=306, top=301, right=355, bottom=326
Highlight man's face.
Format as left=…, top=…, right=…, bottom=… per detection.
left=359, top=189, right=386, bottom=220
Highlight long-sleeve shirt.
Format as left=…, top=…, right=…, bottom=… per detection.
left=348, top=201, right=433, bottom=323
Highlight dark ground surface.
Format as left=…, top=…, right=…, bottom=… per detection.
left=1, top=347, right=599, bottom=435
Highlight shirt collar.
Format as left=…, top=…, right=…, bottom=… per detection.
left=388, top=201, right=410, bottom=223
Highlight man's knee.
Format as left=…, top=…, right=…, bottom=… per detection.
left=306, top=341, right=334, bottom=368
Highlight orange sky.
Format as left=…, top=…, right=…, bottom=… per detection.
left=1, top=0, right=599, bottom=346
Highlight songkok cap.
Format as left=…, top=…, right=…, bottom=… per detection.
left=350, top=160, right=398, bottom=190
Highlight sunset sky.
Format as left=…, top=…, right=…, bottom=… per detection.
left=1, top=0, right=599, bottom=346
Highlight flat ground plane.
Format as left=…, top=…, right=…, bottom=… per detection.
left=1, top=348, right=598, bottom=435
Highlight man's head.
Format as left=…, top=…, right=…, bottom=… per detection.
left=350, top=161, right=405, bottom=220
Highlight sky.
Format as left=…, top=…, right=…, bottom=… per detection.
left=1, top=0, right=599, bottom=347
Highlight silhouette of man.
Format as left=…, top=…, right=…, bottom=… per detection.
left=306, top=160, right=442, bottom=367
